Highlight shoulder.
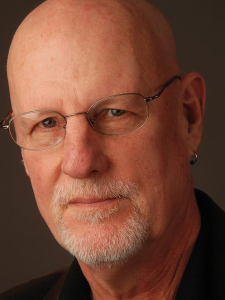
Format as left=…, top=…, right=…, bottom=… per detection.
left=195, top=189, right=225, bottom=249
left=0, top=265, right=71, bottom=300
left=195, top=189, right=225, bottom=299
left=195, top=189, right=225, bottom=228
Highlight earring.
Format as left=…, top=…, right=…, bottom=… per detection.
left=190, top=151, right=198, bottom=165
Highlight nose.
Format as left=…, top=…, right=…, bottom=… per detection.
left=61, top=116, right=109, bottom=179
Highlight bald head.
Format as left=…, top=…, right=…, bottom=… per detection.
left=7, top=0, right=179, bottom=113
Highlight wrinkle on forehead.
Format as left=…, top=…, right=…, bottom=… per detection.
left=7, top=0, right=180, bottom=110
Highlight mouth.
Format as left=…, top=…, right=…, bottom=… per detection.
left=68, top=197, right=122, bottom=209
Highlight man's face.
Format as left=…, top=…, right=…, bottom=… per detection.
left=9, top=4, right=191, bottom=267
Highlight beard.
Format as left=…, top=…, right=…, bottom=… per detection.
left=52, top=179, right=150, bottom=268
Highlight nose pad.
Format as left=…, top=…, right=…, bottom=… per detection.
left=61, top=117, right=108, bottom=179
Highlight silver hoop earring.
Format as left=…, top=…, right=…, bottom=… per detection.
left=190, top=151, right=198, bottom=165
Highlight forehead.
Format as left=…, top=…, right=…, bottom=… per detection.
left=8, top=0, right=173, bottom=114
left=11, top=39, right=153, bottom=113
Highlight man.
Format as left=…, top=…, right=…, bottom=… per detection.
left=0, top=0, right=225, bottom=299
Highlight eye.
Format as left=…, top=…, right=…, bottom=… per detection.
left=38, top=118, right=57, bottom=128
left=108, top=109, right=126, bottom=117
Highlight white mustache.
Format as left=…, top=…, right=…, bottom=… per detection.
left=52, top=179, right=139, bottom=207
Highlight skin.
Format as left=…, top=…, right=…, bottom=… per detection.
left=7, top=0, right=206, bottom=299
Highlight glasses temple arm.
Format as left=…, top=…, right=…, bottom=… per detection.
left=155, top=75, right=181, bottom=98
left=146, top=75, right=181, bottom=102
left=0, top=109, right=13, bottom=129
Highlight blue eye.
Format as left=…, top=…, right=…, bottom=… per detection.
left=39, top=118, right=57, bottom=128
left=108, top=109, right=126, bottom=117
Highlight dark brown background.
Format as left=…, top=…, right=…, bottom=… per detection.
left=0, top=0, right=224, bottom=293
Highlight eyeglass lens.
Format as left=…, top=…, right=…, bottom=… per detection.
left=10, top=111, right=66, bottom=150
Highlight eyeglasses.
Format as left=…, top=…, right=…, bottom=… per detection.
left=1, top=75, right=181, bottom=151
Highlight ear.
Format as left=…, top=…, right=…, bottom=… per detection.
left=181, top=72, right=206, bottom=157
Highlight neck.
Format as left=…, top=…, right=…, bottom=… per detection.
left=78, top=191, right=201, bottom=300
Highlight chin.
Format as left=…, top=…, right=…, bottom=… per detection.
left=56, top=204, right=150, bottom=268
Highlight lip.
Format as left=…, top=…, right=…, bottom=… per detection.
left=68, top=198, right=115, bottom=205
left=65, top=197, right=125, bottom=213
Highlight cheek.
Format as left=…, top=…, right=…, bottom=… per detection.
left=22, top=150, right=62, bottom=224
left=111, top=115, right=189, bottom=234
